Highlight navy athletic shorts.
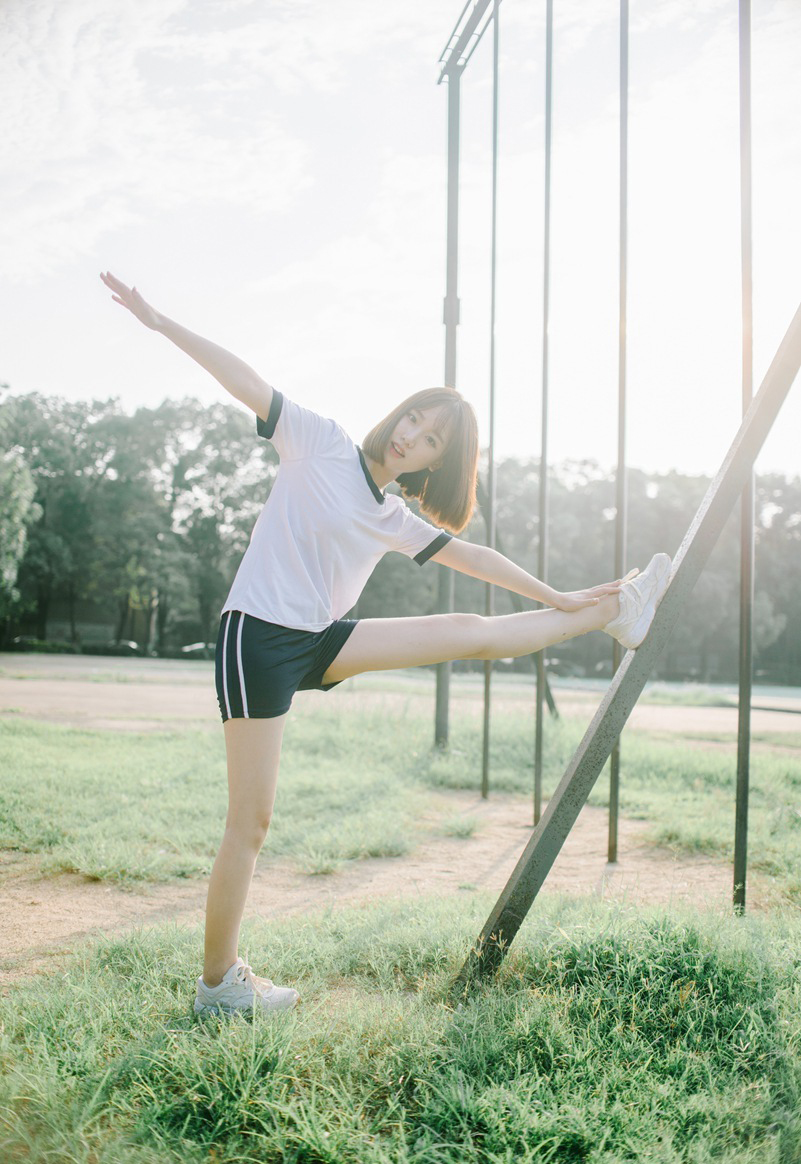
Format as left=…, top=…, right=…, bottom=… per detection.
left=215, top=609, right=359, bottom=722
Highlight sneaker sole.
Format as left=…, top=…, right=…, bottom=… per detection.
left=194, top=1004, right=259, bottom=1021
left=194, top=996, right=299, bottom=1017
left=620, top=554, right=672, bottom=649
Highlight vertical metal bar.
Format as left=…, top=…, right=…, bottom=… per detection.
left=481, top=1, right=501, bottom=797
left=453, top=299, right=801, bottom=989
left=534, top=0, right=554, bottom=825
left=608, top=0, right=628, bottom=865
left=476, top=473, right=557, bottom=716
left=436, top=65, right=462, bottom=748
left=734, top=0, right=753, bottom=912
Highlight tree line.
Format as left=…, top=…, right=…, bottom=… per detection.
left=1, top=389, right=799, bottom=682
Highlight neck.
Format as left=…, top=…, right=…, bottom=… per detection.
left=363, top=453, right=397, bottom=491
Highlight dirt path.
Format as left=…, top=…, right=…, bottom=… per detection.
left=2, top=654, right=800, bottom=735
left=2, top=792, right=764, bottom=991
left=0, top=656, right=788, bottom=989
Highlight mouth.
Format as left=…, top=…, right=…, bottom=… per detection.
left=390, top=441, right=405, bottom=458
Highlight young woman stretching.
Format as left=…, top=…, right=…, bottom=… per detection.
left=100, top=272, right=671, bottom=1016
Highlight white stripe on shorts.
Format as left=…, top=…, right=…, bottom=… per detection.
left=236, top=612, right=249, bottom=717
left=221, top=610, right=232, bottom=720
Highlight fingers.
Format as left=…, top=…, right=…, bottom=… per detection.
left=561, top=569, right=639, bottom=610
left=100, top=271, right=132, bottom=298
left=592, top=569, right=638, bottom=591
left=101, top=272, right=141, bottom=316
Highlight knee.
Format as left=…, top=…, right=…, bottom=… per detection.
left=224, top=811, right=272, bottom=854
left=449, top=612, right=489, bottom=657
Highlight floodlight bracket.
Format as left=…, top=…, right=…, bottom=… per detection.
left=438, top=0, right=502, bottom=83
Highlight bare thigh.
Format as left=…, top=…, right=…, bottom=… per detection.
left=322, top=613, right=486, bottom=685
left=223, top=714, right=288, bottom=833
left=322, top=603, right=612, bottom=686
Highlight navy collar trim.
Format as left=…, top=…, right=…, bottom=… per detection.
left=357, top=447, right=385, bottom=504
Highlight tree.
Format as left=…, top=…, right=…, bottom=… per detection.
left=5, top=388, right=799, bottom=680
left=2, top=393, right=122, bottom=640
left=0, top=412, right=40, bottom=632
left=123, top=399, right=279, bottom=645
left=751, top=472, right=801, bottom=682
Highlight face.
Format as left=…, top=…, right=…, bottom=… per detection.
left=386, top=406, right=449, bottom=474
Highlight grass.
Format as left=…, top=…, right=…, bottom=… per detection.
left=639, top=683, right=738, bottom=708
left=1, top=895, right=800, bottom=1163
left=4, top=663, right=801, bottom=1159
left=441, top=814, right=481, bottom=839
left=2, top=677, right=801, bottom=901
left=0, top=708, right=438, bottom=884
left=408, top=710, right=801, bottom=905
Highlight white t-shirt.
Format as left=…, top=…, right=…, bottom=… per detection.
left=222, top=391, right=452, bottom=631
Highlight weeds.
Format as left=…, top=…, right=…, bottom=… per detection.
left=1, top=898, right=800, bottom=1162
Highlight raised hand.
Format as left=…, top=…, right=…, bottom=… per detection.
left=100, top=272, right=162, bottom=330
left=552, top=568, right=639, bottom=612
left=98, top=273, right=274, bottom=417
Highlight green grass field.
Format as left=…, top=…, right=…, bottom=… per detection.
left=2, top=665, right=801, bottom=1161
left=2, top=681, right=801, bottom=897
left=2, top=899, right=800, bottom=1162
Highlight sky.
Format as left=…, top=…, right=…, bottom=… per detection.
left=1, top=0, right=800, bottom=479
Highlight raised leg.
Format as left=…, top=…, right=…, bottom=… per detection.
left=203, top=714, right=287, bottom=986
left=322, top=595, right=619, bottom=685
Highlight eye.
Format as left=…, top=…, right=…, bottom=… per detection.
left=408, top=412, right=417, bottom=423
left=427, top=435, right=437, bottom=447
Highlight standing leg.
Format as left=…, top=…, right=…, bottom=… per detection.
left=322, top=595, right=619, bottom=684
left=202, top=714, right=287, bottom=986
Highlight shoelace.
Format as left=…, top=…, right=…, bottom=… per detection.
left=235, top=962, right=274, bottom=996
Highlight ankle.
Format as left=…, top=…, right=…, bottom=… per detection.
left=202, top=958, right=236, bottom=988
left=598, top=593, right=619, bottom=625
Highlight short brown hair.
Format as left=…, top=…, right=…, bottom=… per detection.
left=362, top=387, right=479, bottom=534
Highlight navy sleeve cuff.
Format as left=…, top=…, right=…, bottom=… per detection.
left=256, top=390, right=284, bottom=439
left=414, top=531, right=452, bottom=566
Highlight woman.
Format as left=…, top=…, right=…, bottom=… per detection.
left=100, top=272, right=671, bottom=1016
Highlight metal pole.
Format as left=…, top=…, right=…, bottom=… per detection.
left=435, top=64, right=462, bottom=748
left=475, top=476, right=559, bottom=715
left=608, top=0, right=628, bottom=865
left=482, top=1, right=500, bottom=797
left=453, top=298, right=801, bottom=989
left=734, top=0, right=753, bottom=912
left=534, top=0, right=553, bottom=825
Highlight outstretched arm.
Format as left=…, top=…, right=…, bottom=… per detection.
left=99, top=272, right=273, bottom=420
left=430, top=538, right=627, bottom=612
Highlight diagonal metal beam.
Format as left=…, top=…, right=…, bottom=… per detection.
left=453, top=298, right=801, bottom=992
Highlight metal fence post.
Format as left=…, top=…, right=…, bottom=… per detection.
left=436, top=61, right=463, bottom=748
left=734, top=0, right=754, bottom=912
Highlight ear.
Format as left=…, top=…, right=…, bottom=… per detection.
left=430, top=461, right=443, bottom=472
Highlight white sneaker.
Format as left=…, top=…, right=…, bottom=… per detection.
left=194, top=957, right=299, bottom=1016
left=603, top=553, right=672, bottom=650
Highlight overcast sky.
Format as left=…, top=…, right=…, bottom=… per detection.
left=2, top=0, right=800, bottom=478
